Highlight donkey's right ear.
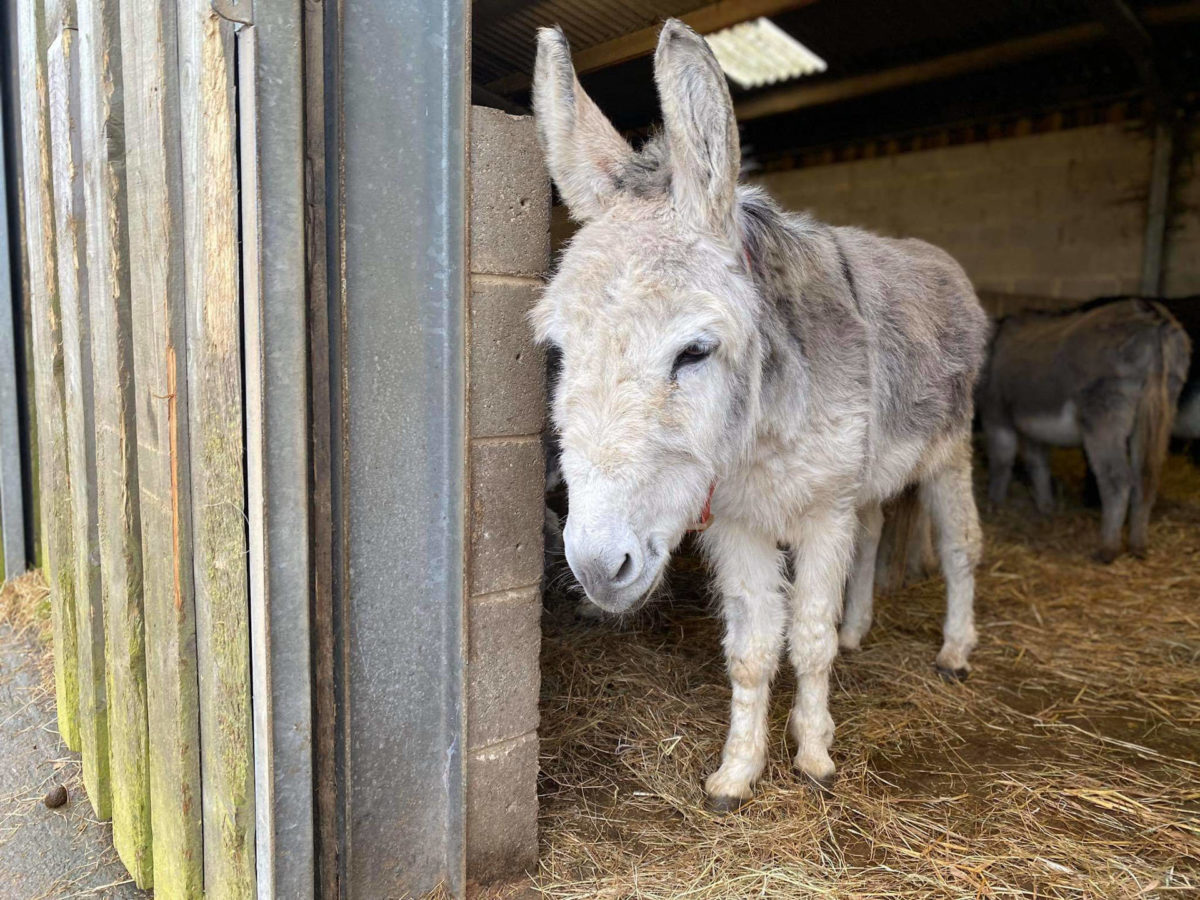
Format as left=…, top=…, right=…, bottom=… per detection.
left=533, top=27, right=633, bottom=223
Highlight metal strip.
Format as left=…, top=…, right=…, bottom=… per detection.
left=332, top=0, right=469, bottom=893
left=1140, top=120, right=1175, bottom=296
left=0, top=88, right=27, bottom=578
left=237, top=8, right=315, bottom=898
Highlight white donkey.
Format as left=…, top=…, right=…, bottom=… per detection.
left=532, top=20, right=989, bottom=810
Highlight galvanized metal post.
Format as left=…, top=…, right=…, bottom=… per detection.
left=329, top=0, right=469, bottom=894
left=237, top=1, right=316, bottom=896
left=1139, top=119, right=1175, bottom=297
left=0, top=91, right=27, bottom=578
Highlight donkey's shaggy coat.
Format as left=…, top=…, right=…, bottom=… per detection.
left=532, top=20, right=989, bottom=808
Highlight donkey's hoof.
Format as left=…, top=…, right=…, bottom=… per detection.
left=1093, top=546, right=1120, bottom=565
left=1129, top=544, right=1148, bottom=560
left=936, top=663, right=970, bottom=683
left=704, top=792, right=749, bottom=815
left=800, top=770, right=836, bottom=797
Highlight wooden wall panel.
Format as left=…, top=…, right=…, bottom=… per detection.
left=15, top=0, right=80, bottom=752
left=77, top=0, right=152, bottom=881
left=177, top=2, right=256, bottom=894
left=119, top=0, right=204, bottom=889
left=47, top=16, right=111, bottom=818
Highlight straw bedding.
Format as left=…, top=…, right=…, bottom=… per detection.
left=535, top=449, right=1200, bottom=898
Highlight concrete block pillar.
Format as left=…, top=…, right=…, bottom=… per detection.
left=465, top=105, right=549, bottom=884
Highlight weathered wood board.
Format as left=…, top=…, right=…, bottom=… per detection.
left=119, top=0, right=204, bottom=889
left=76, top=0, right=152, bottom=882
left=15, top=0, right=80, bottom=752
left=48, top=16, right=112, bottom=819
left=177, top=2, right=256, bottom=895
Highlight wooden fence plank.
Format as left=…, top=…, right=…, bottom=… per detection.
left=47, top=18, right=111, bottom=820
left=76, top=0, right=152, bottom=882
left=15, top=0, right=80, bottom=752
left=177, top=2, right=255, bottom=895
left=119, top=0, right=204, bottom=888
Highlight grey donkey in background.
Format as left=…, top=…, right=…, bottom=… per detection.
left=530, top=19, right=990, bottom=809
left=980, top=298, right=1191, bottom=563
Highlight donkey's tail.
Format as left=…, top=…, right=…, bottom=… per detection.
left=874, top=485, right=933, bottom=594
left=1130, top=304, right=1188, bottom=506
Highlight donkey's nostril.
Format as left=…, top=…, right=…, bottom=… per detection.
left=613, top=553, right=634, bottom=584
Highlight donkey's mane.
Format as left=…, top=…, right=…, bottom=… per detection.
left=608, top=135, right=825, bottom=287
left=735, top=185, right=824, bottom=292
left=611, top=132, right=673, bottom=198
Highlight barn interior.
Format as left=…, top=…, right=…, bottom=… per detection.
left=471, top=1, right=1200, bottom=896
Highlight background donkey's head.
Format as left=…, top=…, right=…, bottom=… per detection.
left=532, top=20, right=764, bottom=612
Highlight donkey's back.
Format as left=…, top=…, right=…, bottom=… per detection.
left=835, top=225, right=989, bottom=495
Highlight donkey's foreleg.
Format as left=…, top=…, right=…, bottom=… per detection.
left=922, top=438, right=982, bottom=681
left=788, top=507, right=858, bottom=790
left=701, top=521, right=787, bottom=811
left=839, top=502, right=883, bottom=651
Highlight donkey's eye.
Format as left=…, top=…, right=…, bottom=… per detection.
left=672, top=341, right=715, bottom=378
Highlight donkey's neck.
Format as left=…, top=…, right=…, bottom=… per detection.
left=736, top=187, right=823, bottom=413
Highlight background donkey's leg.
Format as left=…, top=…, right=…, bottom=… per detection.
left=1082, top=424, right=1133, bottom=563
left=702, top=521, right=787, bottom=811
left=984, top=419, right=1018, bottom=508
left=922, top=436, right=982, bottom=681
left=788, top=506, right=857, bottom=790
left=1020, top=438, right=1054, bottom=515
left=839, top=502, right=884, bottom=651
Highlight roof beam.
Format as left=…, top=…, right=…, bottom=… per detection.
left=735, top=0, right=1200, bottom=122
left=1085, top=0, right=1170, bottom=113
left=485, top=0, right=819, bottom=95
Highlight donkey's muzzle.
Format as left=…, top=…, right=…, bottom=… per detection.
left=563, top=517, right=652, bottom=612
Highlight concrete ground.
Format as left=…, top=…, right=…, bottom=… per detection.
left=0, top=619, right=146, bottom=899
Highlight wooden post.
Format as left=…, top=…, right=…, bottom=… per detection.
left=77, top=0, right=152, bottom=881
left=48, top=8, right=116, bottom=825
left=177, top=0, right=256, bottom=894
left=15, top=0, right=80, bottom=752
left=119, top=0, right=204, bottom=888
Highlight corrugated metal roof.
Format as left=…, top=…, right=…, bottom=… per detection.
left=706, top=17, right=826, bottom=89
left=471, top=0, right=1097, bottom=90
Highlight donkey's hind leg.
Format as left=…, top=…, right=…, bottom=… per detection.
left=839, top=502, right=883, bottom=652
left=921, top=436, right=982, bottom=681
left=1082, top=426, right=1133, bottom=563
left=984, top=420, right=1018, bottom=508
left=702, top=520, right=787, bottom=811
left=1020, top=438, right=1054, bottom=515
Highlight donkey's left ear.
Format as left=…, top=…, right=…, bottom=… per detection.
left=654, top=19, right=740, bottom=239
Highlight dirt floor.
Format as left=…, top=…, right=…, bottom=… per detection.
left=535, top=450, right=1200, bottom=898
left=0, top=574, right=146, bottom=899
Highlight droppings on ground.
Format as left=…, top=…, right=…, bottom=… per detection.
left=535, top=450, right=1200, bottom=899
left=0, top=572, right=146, bottom=899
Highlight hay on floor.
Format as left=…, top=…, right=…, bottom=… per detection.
left=536, top=451, right=1200, bottom=898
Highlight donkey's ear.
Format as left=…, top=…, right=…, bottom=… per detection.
left=654, top=19, right=740, bottom=237
left=533, top=27, right=633, bottom=223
